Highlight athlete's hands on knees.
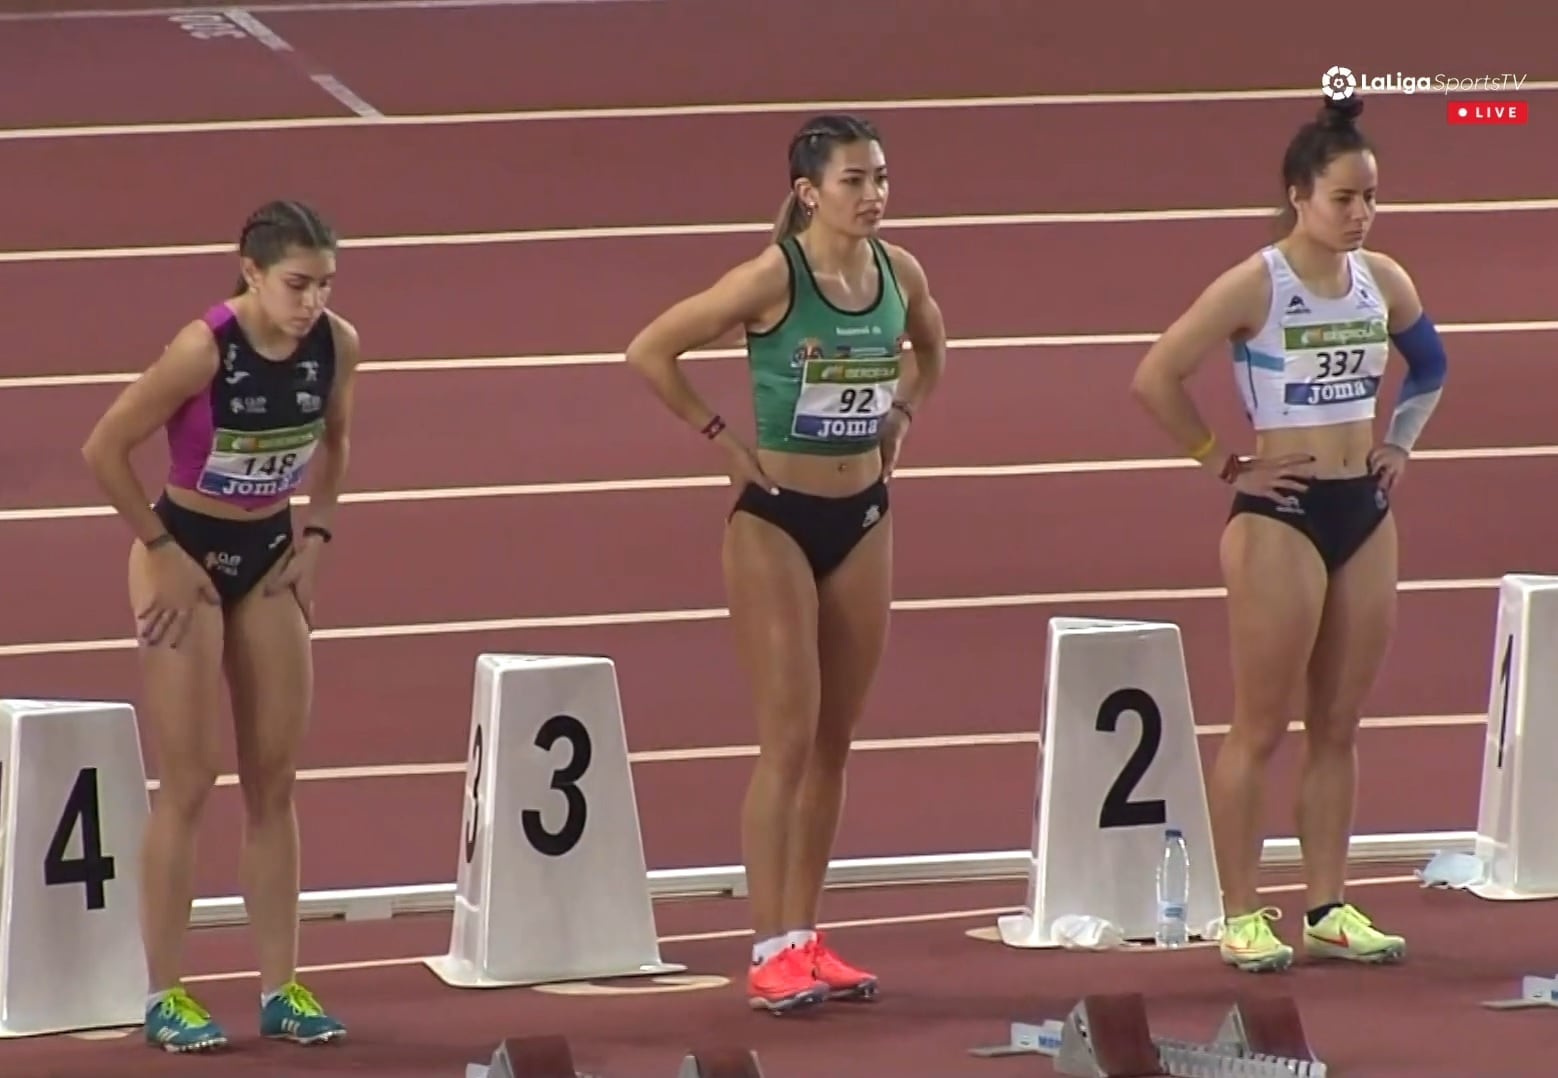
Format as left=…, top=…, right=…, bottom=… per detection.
left=264, top=536, right=322, bottom=627
left=714, top=430, right=780, bottom=496
left=1368, top=444, right=1408, bottom=492
left=138, top=543, right=220, bottom=647
left=1223, top=453, right=1317, bottom=506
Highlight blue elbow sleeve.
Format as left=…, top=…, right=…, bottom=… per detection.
left=1389, top=312, right=1448, bottom=397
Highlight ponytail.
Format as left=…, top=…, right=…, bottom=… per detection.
left=771, top=190, right=807, bottom=244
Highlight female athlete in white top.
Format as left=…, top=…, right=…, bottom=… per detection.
left=1130, top=94, right=1448, bottom=973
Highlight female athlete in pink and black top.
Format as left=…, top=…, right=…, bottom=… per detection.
left=166, top=302, right=336, bottom=512
left=82, top=199, right=360, bottom=1052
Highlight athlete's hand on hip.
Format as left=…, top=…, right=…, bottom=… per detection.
left=265, top=535, right=322, bottom=627
left=879, top=409, right=910, bottom=482
left=1223, top=452, right=1317, bottom=506
left=1368, top=444, right=1408, bottom=492
left=715, top=432, right=780, bottom=496
left=138, top=543, right=219, bottom=648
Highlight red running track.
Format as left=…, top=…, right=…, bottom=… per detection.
left=5, top=331, right=1556, bottom=506
left=5, top=92, right=1558, bottom=250
left=0, top=0, right=1551, bottom=937
left=1, top=0, right=1551, bottom=125
left=1, top=212, right=1554, bottom=376
left=0, top=4, right=1555, bottom=1076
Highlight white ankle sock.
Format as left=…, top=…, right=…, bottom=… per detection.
left=784, top=929, right=817, bottom=948
left=751, top=935, right=788, bottom=965
left=146, top=989, right=175, bottom=1012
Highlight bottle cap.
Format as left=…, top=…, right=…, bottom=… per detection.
left=1165, top=827, right=1183, bottom=838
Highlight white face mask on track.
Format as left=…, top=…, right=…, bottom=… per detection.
left=1415, top=850, right=1489, bottom=890
left=1048, top=914, right=1129, bottom=950
left=1044, top=914, right=1225, bottom=949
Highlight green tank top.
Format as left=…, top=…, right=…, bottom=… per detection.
left=745, top=234, right=909, bottom=456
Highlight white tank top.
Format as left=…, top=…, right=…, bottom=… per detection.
left=1232, top=246, right=1390, bottom=431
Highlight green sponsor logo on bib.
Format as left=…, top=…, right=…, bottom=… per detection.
left=1284, top=319, right=1388, bottom=350
left=803, top=360, right=900, bottom=384
left=213, top=420, right=324, bottom=454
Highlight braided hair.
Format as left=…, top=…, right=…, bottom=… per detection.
left=1277, top=95, right=1373, bottom=233
left=231, top=199, right=337, bottom=296
left=771, top=113, right=882, bottom=243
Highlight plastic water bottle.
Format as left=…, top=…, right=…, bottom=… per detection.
left=1155, top=827, right=1190, bottom=947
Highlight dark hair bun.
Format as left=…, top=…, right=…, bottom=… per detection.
left=1318, top=94, right=1365, bottom=128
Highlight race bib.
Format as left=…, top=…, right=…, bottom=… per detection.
left=196, top=421, right=324, bottom=499
left=1281, top=318, right=1388, bottom=407
left=790, top=357, right=900, bottom=442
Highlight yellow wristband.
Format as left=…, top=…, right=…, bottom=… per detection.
left=1188, top=432, right=1218, bottom=461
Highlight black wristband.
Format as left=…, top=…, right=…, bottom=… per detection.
left=303, top=524, right=333, bottom=544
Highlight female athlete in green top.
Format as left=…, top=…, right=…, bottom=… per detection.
left=625, top=113, right=948, bottom=1014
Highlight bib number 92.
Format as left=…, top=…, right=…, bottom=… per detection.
left=836, top=387, right=877, bottom=414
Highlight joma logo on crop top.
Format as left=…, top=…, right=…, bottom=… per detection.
left=200, top=474, right=301, bottom=498
left=1284, top=376, right=1381, bottom=406
left=1284, top=319, right=1387, bottom=350
left=797, top=415, right=882, bottom=439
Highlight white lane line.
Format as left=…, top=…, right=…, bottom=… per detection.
left=0, top=82, right=1554, bottom=140
left=0, top=443, right=1552, bottom=524
left=154, top=712, right=1484, bottom=791
left=0, top=0, right=660, bottom=20
left=1, top=319, right=1551, bottom=390
left=0, top=575, right=1506, bottom=659
left=222, top=8, right=384, bottom=118
left=0, top=197, right=1552, bottom=264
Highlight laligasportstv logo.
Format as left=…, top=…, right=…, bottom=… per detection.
left=1322, top=66, right=1357, bottom=100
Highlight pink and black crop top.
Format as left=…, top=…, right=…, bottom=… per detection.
left=165, top=302, right=337, bottom=511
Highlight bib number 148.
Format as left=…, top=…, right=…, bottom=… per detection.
left=242, top=452, right=298, bottom=477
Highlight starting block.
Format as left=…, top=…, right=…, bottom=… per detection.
left=466, top=1034, right=596, bottom=1078
left=463, top=1036, right=767, bottom=1078
left=997, top=618, right=1223, bottom=948
left=677, top=1047, right=766, bottom=1076
left=1467, top=575, right=1558, bottom=901
left=972, top=991, right=1326, bottom=1077
left=426, top=655, right=684, bottom=988
left=0, top=699, right=151, bottom=1037
left=1483, top=973, right=1558, bottom=1010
